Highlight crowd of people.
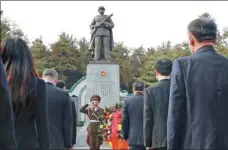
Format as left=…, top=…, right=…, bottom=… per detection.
left=121, top=17, right=228, bottom=150
left=0, top=38, right=77, bottom=149
left=0, top=16, right=228, bottom=150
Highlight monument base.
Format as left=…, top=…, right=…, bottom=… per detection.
left=85, top=61, right=120, bottom=108
left=75, top=61, right=120, bottom=148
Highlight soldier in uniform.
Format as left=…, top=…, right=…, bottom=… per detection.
left=89, top=6, right=114, bottom=61
left=80, top=95, right=105, bottom=150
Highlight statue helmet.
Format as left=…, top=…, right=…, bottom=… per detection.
left=98, top=6, right=105, bottom=11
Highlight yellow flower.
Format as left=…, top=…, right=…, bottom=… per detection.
left=117, top=124, right=121, bottom=130
left=100, top=124, right=104, bottom=128
left=108, top=141, right=112, bottom=147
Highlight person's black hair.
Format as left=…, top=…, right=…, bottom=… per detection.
left=133, top=82, right=144, bottom=91
left=187, top=17, right=217, bottom=42
left=0, top=37, right=39, bottom=114
left=155, top=59, right=172, bottom=76
left=56, top=80, right=66, bottom=89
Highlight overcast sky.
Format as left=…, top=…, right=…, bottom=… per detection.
left=1, top=1, right=228, bottom=49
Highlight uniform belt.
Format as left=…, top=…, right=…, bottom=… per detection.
left=90, top=120, right=100, bottom=123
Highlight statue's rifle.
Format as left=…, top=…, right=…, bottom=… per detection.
left=91, top=14, right=113, bottom=35
left=89, top=14, right=113, bottom=52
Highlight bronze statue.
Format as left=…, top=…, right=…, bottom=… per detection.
left=89, top=6, right=114, bottom=61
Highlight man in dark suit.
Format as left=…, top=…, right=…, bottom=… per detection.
left=0, top=59, right=17, bottom=150
left=71, top=95, right=80, bottom=126
left=42, top=69, right=73, bottom=149
left=167, top=17, right=228, bottom=149
left=56, top=80, right=77, bottom=147
left=144, top=59, right=172, bottom=150
left=122, top=82, right=145, bottom=150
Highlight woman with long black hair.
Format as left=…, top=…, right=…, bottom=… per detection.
left=0, top=37, right=49, bottom=149
left=0, top=59, right=17, bottom=150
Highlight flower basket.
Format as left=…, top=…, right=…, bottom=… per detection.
left=100, top=103, right=128, bottom=149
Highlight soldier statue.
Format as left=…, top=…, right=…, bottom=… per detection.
left=89, top=6, right=114, bottom=61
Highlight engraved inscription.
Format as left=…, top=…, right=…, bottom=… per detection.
left=93, top=82, right=112, bottom=97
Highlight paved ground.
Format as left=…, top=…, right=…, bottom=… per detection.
left=73, top=147, right=111, bottom=149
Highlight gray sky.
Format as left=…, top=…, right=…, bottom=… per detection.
left=1, top=1, right=228, bottom=49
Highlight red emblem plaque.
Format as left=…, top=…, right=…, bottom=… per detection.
left=100, top=71, right=106, bottom=76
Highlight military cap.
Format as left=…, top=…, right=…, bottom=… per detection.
left=90, top=95, right=101, bottom=102
left=98, top=6, right=105, bottom=11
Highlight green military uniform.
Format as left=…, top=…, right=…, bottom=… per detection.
left=80, top=103, right=105, bottom=150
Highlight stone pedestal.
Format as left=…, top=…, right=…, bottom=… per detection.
left=85, top=61, right=120, bottom=108
left=75, top=61, right=120, bottom=148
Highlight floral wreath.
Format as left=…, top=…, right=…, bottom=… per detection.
left=98, top=103, right=128, bottom=149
